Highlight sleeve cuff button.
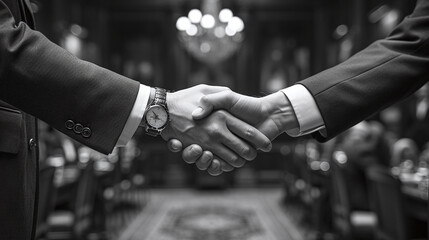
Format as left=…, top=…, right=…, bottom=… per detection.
left=73, top=124, right=83, bottom=134
left=65, top=120, right=75, bottom=130
left=82, top=127, right=92, bottom=138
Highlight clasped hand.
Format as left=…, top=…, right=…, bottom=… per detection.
left=162, top=84, right=297, bottom=176
left=161, top=85, right=273, bottom=175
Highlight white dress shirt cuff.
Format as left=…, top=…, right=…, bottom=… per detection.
left=281, top=84, right=325, bottom=137
left=116, top=84, right=151, bottom=147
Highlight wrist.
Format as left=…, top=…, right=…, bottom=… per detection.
left=160, top=91, right=174, bottom=140
left=262, top=91, right=299, bottom=132
left=161, top=91, right=184, bottom=141
left=140, top=88, right=156, bottom=127
left=147, top=87, right=156, bottom=107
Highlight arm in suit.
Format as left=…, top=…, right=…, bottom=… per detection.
left=0, top=0, right=139, bottom=154
left=300, top=0, right=429, bottom=141
left=0, top=0, right=272, bottom=161
left=178, top=0, right=429, bottom=174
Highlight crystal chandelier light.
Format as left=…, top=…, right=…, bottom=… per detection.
left=176, top=0, right=245, bottom=65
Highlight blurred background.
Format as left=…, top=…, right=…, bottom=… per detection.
left=32, top=0, right=428, bottom=239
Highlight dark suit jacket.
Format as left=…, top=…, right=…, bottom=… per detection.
left=0, top=0, right=140, bottom=239
left=300, top=0, right=429, bottom=142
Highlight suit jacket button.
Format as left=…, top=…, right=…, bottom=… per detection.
left=65, top=120, right=75, bottom=130
left=73, top=124, right=83, bottom=134
left=82, top=127, right=92, bottom=138
left=29, top=138, right=37, bottom=149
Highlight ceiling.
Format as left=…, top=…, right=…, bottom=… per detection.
left=106, top=0, right=336, bottom=11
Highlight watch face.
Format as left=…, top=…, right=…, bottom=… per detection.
left=146, top=105, right=168, bottom=128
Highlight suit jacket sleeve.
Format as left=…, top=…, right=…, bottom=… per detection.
left=0, top=0, right=140, bottom=154
left=299, top=0, right=429, bottom=142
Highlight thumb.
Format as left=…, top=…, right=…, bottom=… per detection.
left=167, top=139, right=183, bottom=153
left=192, top=91, right=237, bottom=120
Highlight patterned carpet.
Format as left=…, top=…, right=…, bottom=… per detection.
left=118, top=189, right=303, bottom=240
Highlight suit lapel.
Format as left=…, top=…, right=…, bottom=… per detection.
left=1, top=0, right=23, bottom=22
left=21, top=0, right=34, bottom=28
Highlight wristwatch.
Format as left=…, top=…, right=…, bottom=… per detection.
left=140, top=87, right=170, bottom=137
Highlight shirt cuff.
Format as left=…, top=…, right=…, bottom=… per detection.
left=116, top=84, right=151, bottom=147
left=280, top=84, right=325, bottom=137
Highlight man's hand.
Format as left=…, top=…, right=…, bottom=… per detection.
left=161, top=85, right=272, bottom=174
left=179, top=89, right=299, bottom=175
left=193, top=90, right=298, bottom=139
left=167, top=139, right=225, bottom=176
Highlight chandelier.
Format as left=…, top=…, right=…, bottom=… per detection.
left=176, top=0, right=245, bottom=65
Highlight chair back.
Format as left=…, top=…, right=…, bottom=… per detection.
left=36, top=165, right=57, bottom=238
left=73, top=161, right=97, bottom=239
left=330, top=153, right=352, bottom=240
left=366, top=165, right=407, bottom=240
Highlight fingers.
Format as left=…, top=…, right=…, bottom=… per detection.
left=210, top=142, right=246, bottom=167
left=167, top=139, right=183, bottom=152
left=213, top=117, right=257, bottom=161
left=192, top=91, right=238, bottom=120
left=207, top=159, right=222, bottom=176
left=220, top=132, right=257, bottom=161
left=182, top=144, right=203, bottom=164
left=220, top=160, right=234, bottom=172
left=225, top=114, right=272, bottom=153
left=195, top=151, right=214, bottom=170
left=179, top=138, right=247, bottom=173
left=193, top=152, right=234, bottom=176
left=207, top=158, right=239, bottom=176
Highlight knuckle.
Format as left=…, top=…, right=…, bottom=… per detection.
left=214, top=110, right=227, bottom=120
left=200, top=84, right=213, bottom=94
left=225, top=89, right=234, bottom=98
left=199, top=135, right=211, bottom=146
left=222, top=86, right=231, bottom=92
left=200, top=95, right=209, bottom=104
left=245, top=128, right=255, bottom=138
left=208, top=125, right=222, bottom=137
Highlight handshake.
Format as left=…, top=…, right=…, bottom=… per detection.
left=159, top=84, right=299, bottom=176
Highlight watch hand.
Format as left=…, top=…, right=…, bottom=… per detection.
left=149, top=112, right=160, bottom=123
